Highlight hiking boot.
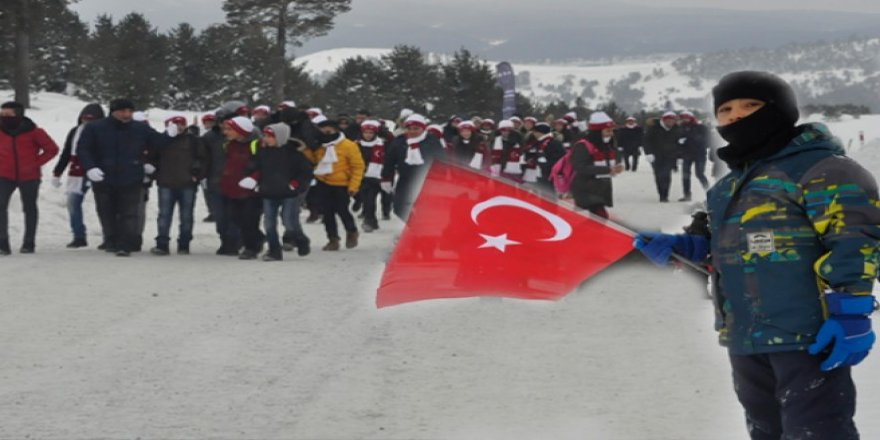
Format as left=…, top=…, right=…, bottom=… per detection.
left=678, top=195, right=692, bottom=202
left=115, top=249, right=131, bottom=257
left=67, top=238, right=88, bottom=248
left=0, top=240, right=10, bottom=256
left=262, top=249, right=283, bottom=262
left=20, top=243, right=35, bottom=254
left=296, top=239, right=311, bottom=257
left=323, top=239, right=340, bottom=251
left=362, top=223, right=376, bottom=233
left=150, top=244, right=170, bottom=256
left=282, top=243, right=295, bottom=252
left=177, top=244, right=190, bottom=255
left=305, top=212, right=322, bottom=224
left=238, top=249, right=258, bottom=260
left=382, top=213, right=391, bottom=221
left=346, top=231, right=359, bottom=249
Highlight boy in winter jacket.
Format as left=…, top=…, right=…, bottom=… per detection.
left=642, top=112, right=681, bottom=202
left=303, top=116, right=365, bottom=251
left=616, top=116, right=643, bottom=172
left=636, top=72, right=880, bottom=439
left=0, top=101, right=59, bottom=255
left=148, top=114, right=207, bottom=256
left=381, top=114, right=446, bottom=221
left=523, top=123, right=566, bottom=194
left=52, top=103, right=105, bottom=249
left=242, top=123, right=313, bottom=261
left=220, top=116, right=263, bottom=260
left=570, top=112, right=625, bottom=218
left=357, top=120, right=392, bottom=232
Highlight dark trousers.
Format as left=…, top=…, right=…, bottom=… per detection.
left=623, top=151, right=639, bottom=171
left=223, top=196, right=262, bottom=253
left=651, top=157, right=675, bottom=201
left=0, top=178, right=40, bottom=246
left=361, top=178, right=392, bottom=228
left=316, top=181, right=357, bottom=240
left=729, top=351, right=859, bottom=440
left=156, top=187, right=196, bottom=247
left=682, top=156, right=709, bottom=197
left=93, top=183, right=142, bottom=252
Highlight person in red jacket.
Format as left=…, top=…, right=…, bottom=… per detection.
left=220, top=116, right=263, bottom=259
left=0, top=101, right=59, bottom=255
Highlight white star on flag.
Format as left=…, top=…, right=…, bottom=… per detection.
left=478, top=233, right=521, bottom=252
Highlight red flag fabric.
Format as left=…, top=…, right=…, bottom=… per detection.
left=376, top=162, right=635, bottom=308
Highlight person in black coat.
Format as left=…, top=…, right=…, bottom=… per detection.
left=381, top=114, right=446, bottom=221
left=616, top=116, right=643, bottom=172
left=449, top=121, right=487, bottom=167
left=642, top=112, right=682, bottom=203
left=77, top=99, right=170, bottom=256
left=677, top=111, right=711, bottom=201
left=52, top=103, right=105, bottom=248
left=571, top=112, right=625, bottom=218
left=242, top=122, right=313, bottom=261
left=523, top=123, right=566, bottom=194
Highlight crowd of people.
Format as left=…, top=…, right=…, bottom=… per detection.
left=0, top=97, right=717, bottom=259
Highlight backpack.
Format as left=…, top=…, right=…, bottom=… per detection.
left=550, top=147, right=576, bottom=195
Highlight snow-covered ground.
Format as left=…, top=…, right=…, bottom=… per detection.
left=1, top=92, right=880, bottom=439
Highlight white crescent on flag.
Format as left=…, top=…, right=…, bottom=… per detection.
left=471, top=196, right=573, bottom=251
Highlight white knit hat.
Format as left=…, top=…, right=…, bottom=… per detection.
left=253, top=105, right=271, bottom=115
left=404, top=113, right=428, bottom=128
left=225, top=116, right=254, bottom=136
left=498, top=119, right=515, bottom=130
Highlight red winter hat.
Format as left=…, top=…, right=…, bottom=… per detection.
left=225, top=116, right=254, bottom=137
left=404, top=114, right=428, bottom=129
left=235, top=105, right=251, bottom=116
left=165, top=114, right=187, bottom=126
left=524, top=116, right=538, bottom=123
left=588, top=112, right=616, bottom=131
left=458, top=121, right=476, bottom=131
left=361, top=119, right=381, bottom=132
left=202, top=113, right=216, bottom=123
left=253, top=105, right=271, bottom=116
left=481, top=118, right=496, bottom=128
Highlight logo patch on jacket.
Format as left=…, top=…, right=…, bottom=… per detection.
left=747, top=231, right=776, bottom=253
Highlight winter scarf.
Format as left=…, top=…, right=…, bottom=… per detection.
left=315, top=133, right=344, bottom=176
left=361, top=138, right=385, bottom=179
left=405, top=131, right=427, bottom=166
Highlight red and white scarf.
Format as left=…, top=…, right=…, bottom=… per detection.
left=405, top=131, right=427, bottom=166
left=361, top=138, right=385, bottom=179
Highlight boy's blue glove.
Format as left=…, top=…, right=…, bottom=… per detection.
left=809, top=293, right=876, bottom=371
left=633, top=233, right=709, bottom=266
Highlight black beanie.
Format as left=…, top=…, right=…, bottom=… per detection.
left=533, top=122, right=552, bottom=135
left=1, top=101, right=25, bottom=117
left=712, top=71, right=799, bottom=126
left=109, top=99, right=135, bottom=113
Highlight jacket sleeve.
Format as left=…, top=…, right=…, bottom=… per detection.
left=571, top=142, right=611, bottom=177
left=381, top=140, right=399, bottom=183
left=546, top=140, right=566, bottom=166
left=290, top=151, right=314, bottom=194
left=192, top=135, right=208, bottom=179
left=802, top=156, right=880, bottom=296
left=642, top=126, right=655, bottom=155
left=346, top=141, right=365, bottom=193
left=34, top=128, right=60, bottom=167
left=53, top=127, right=76, bottom=177
left=76, top=123, right=98, bottom=171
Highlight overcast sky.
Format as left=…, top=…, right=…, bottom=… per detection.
left=70, top=0, right=880, bottom=32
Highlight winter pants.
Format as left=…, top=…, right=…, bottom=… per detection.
left=0, top=178, right=40, bottom=246
left=223, top=196, right=262, bottom=253
left=67, top=186, right=90, bottom=240
left=623, top=151, right=639, bottom=172
left=587, top=205, right=608, bottom=219
left=651, top=157, right=675, bottom=201
left=201, top=185, right=215, bottom=218
left=93, top=183, right=142, bottom=252
left=281, top=191, right=309, bottom=246
left=729, top=351, right=859, bottom=440
left=209, top=189, right=238, bottom=244
left=156, top=186, right=196, bottom=247
left=316, top=181, right=357, bottom=240
left=361, top=178, right=392, bottom=228
left=682, top=157, right=709, bottom=197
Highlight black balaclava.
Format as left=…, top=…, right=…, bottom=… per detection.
left=712, top=71, right=801, bottom=168
left=1, top=101, right=25, bottom=131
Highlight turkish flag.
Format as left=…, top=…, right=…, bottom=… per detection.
left=376, top=162, right=636, bottom=308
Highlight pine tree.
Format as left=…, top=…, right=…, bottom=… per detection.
left=222, top=0, right=352, bottom=103
left=321, top=56, right=388, bottom=116
left=380, top=45, right=442, bottom=117
left=76, top=14, right=118, bottom=103
left=164, top=23, right=208, bottom=110
left=437, top=48, right=501, bottom=119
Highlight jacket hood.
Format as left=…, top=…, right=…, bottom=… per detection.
left=266, top=122, right=291, bottom=146
left=763, top=123, right=845, bottom=163
left=78, top=103, right=105, bottom=125
left=1, top=116, right=36, bottom=136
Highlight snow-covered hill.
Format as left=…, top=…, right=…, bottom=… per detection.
left=2, top=91, right=880, bottom=439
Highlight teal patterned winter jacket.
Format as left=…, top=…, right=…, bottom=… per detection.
left=706, top=124, right=880, bottom=355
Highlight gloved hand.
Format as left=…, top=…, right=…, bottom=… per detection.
left=238, top=177, right=258, bottom=190
left=809, top=293, right=876, bottom=371
left=678, top=137, right=687, bottom=145
left=166, top=123, right=179, bottom=137
left=639, top=147, right=655, bottom=164
left=633, top=233, right=709, bottom=266
left=289, top=179, right=299, bottom=191
left=381, top=181, right=393, bottom=193
left=144, top=163, right=156, bottom=175
left=51, top=176, right=62, bottom=188
left=489, top=164, right=501, bottom=176
left=86, top=168, right=104, bottom=183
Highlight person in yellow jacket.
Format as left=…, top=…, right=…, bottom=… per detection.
left=304, top=116, right=365, bottom=251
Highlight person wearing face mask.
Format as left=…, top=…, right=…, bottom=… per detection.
left=616, top=116, right=643, bottom=172
left=570, top=112, right=625, bottom=218
left=634, top=71, right=880, bottom=439
left=381, top=113, right=446, bottom=221
left=77, top=99, right=170, bottom=257
left=148, top=114, right=207, bottom=256
left=0, top=101, right=60, bottom=255
left=303, top=116, right=365, bottom=251
left=52, top=103, right=105, bottom=249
